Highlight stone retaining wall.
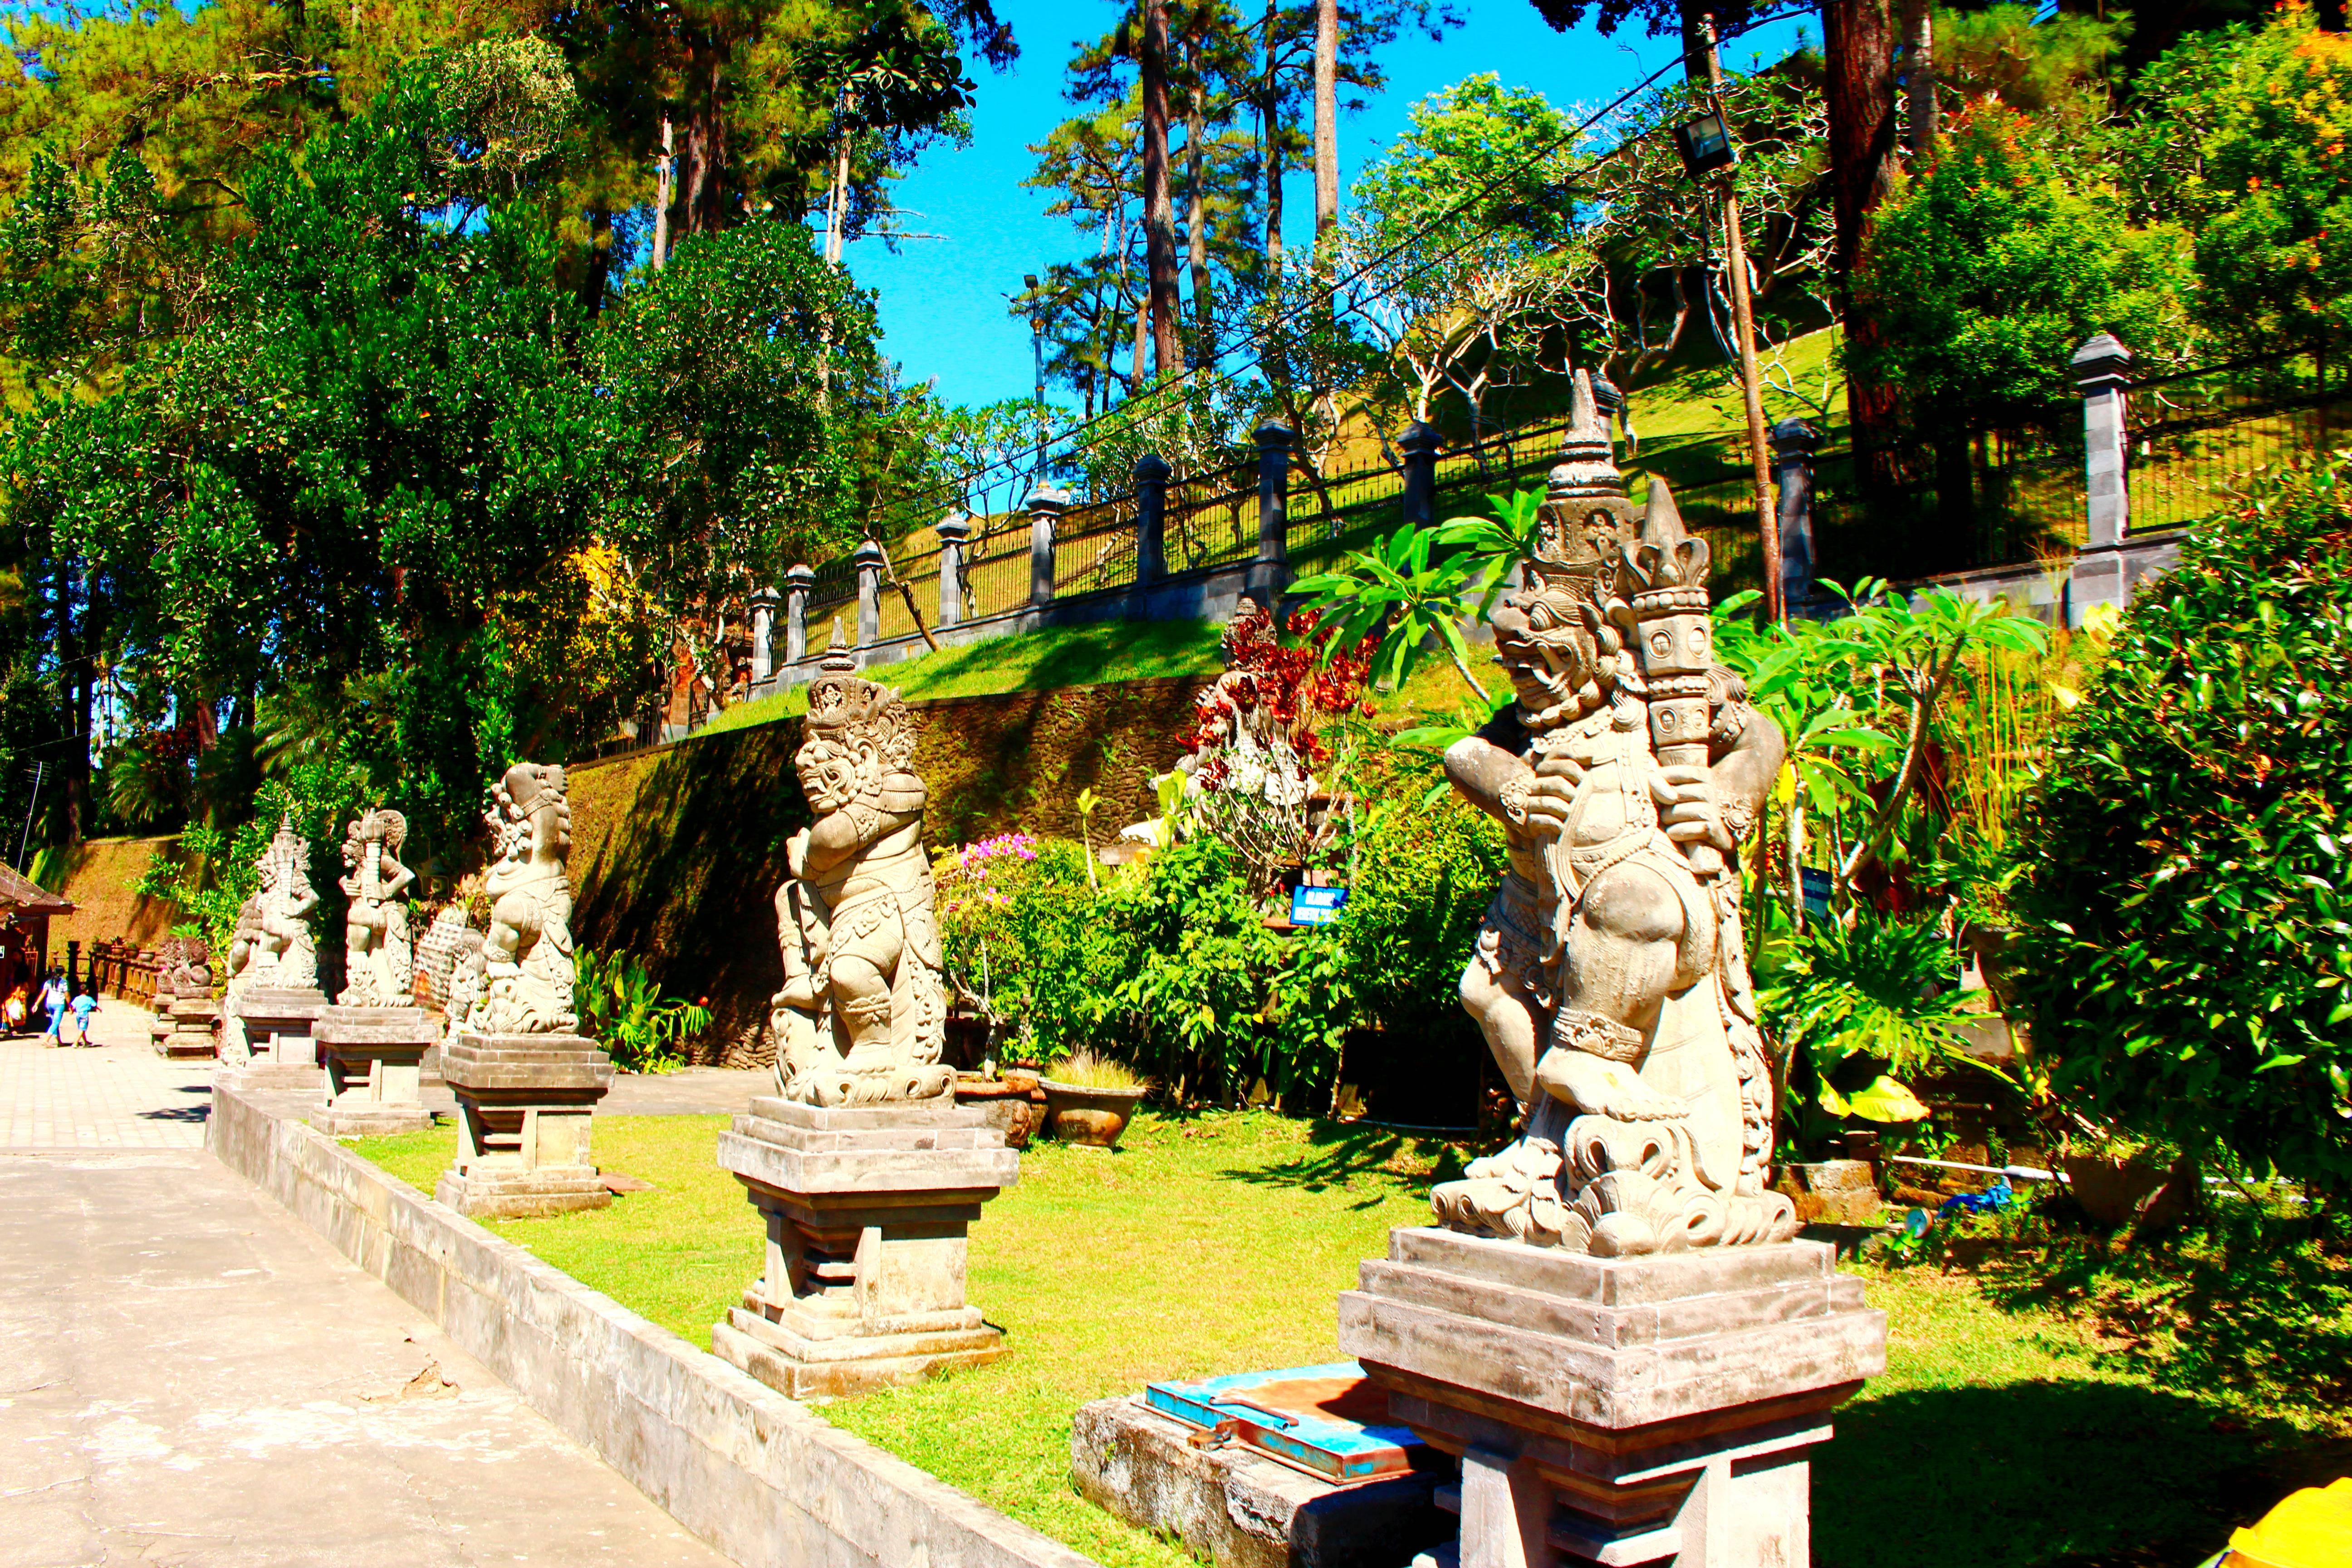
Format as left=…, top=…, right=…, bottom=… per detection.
left=204, top=1075, right=1098, bottom=1568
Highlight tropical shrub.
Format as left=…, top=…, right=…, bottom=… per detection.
left=574, top=948, right=710, bottom=1073
left=2008, top=462, right=2352, bottom=1196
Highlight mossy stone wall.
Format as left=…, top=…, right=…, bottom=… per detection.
left=567, top=676, right=1209, bottom=1061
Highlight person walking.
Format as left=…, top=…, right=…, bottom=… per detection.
left=69, top=986, right=98, bottom=1047
left=38, top=970, right=67, bottom=1046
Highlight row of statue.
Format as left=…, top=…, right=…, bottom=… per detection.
left=204, top=377, right=1788, bottom=1259
left=221, top=762, right=582, bottom=1037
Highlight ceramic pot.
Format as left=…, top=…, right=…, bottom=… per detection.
left=1039, top=1080, right=1145, bottom=1149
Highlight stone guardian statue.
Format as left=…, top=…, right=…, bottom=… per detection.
left=474, top=763, right=578, bottom=1034
left=1430, top=374, right=1798, bottom=1257
left=770, top=633, right=952, bottom=1105
left=337, top=808, right=417, bottom=1007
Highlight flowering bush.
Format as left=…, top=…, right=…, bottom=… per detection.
left=931, top=833, right=1102, bottom=1057
left=1182, top=602, right=1376, bottom=895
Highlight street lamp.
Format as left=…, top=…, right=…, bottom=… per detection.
left=1678, top=23, right=1784, bottom=623
left=1023, top=274, right=1048, bottom=489
left=1672, top=108, right=1740, bottom=178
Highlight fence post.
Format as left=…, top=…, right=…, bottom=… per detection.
left=854, top=538, right=885, bottom=647
left=1027, top=486, right=1068, bottom=609
left=748, top=584, right=779, bottom=684
left=65, top=940, right=78, bottom=992
left=1770, top=418, right=1822, bottom=615
left=784, top=564, right=813, bottom=667
left=1134, top=454, right=1170, bottom=585
left=1400, top=421, right=1440, bottom=530
left=1251, top=421, right=1294, bottom=606
left=2074, top=332, right=2133, bottom=549
left=936, top=513, right=971, bottom=628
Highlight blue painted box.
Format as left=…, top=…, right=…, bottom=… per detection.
left=1144, top=1362, right=1424, bottom=1483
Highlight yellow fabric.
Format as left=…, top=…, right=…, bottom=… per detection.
left=2226, top=1479, right=2352, bottom=1568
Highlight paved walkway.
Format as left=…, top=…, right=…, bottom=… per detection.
left=0, top=1005, right=736, bottom=1567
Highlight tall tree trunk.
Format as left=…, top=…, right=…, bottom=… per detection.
left=1260, top=2, right=1284, bottom=269
left=1312, top=0, right=1338, bottom=251
left=1141, top=0, right=1181, bottom=380
left=579, top=206, right=615, bottom=314
left=1823, top=0, right=1902, bottom=477
left=824, top=117, right=853, bottom=264
left=1186, top=78, right=1214, bottom=371
left=681, top=47, right=728, bottom=237
left=652, top=116, right=673, bottom=269
left=1904, top=0, right=1940, bottom=154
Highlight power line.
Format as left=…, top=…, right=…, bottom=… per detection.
left=873, top=7, right=1812, bottom=528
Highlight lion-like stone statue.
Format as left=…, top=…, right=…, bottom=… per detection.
left=770, top=632, right=951, bottom=1106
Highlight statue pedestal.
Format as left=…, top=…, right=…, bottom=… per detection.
left=710, top=1096, right=1019, bottom=1398
left=314, top=1006, right=436, bottom=1137
left=233, top=985, right=329, bottom=1066
left=433, top=1032, right=614, bottom=1218
left=159, top=997, right=219, bottom=1059
left=1338, top=1230, right=1885, bottom=1568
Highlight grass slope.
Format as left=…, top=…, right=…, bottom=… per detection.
left=696, top=619, right=1226, bottom=736
left=356, top=1110, right=2346, bottom=1568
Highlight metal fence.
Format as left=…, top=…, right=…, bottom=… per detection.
left=2127, top=351, right=2347, bottom=531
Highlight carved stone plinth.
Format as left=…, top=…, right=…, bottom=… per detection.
left=232, top=985, right=329, bottom=1066
left=159, top=997, right=219, bottom=1059
left=710, top=1095, right=1019, bottom=1398
left=1338, top=1229, right=1885, bottom=1568
left=433, top=1031, right=614, bottom=1218
left=314, top=1005, right=436, bottom=1137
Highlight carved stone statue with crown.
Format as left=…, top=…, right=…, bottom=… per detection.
left=710, top=627, right=1017, bottom=1400
left=433, top=763, right=616, bottom=1217
left=225, top=815, right=330, bottom=1066
left=313, top=806, right=439, bottom=1136
left=769, top=632, right=953, bottom=1105
left=1339, top=372, right=1882, bottom=1568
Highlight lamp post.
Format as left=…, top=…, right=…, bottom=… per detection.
left=1024, top=273, right=1047, bottom=493
left=1679, top=18, right=1784, bottom=624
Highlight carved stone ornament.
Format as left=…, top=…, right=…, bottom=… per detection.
left=464, top=763, right=578, bottom=1035
left=1431, top=371, right=1798, bottom=1258
left=337, top=808, right=417, bottom=1008
left=770, top=627, right=952, bottom=1105
left=228, top=815, right=321, bottom=994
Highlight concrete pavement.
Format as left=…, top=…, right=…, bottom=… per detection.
left=0, top=1009, right=736, bottom=1568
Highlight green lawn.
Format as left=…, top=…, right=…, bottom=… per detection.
left=358, top=1111, right=2347, bottom=1568
left=696, top=619, right=1227, bottom=736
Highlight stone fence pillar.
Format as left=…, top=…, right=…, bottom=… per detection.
left=748, top=584, right=779, bottom=684
left=784, top=564, right=813, bottom=667
left=1771, top=418, right=1822, bottom=615
left=935, top=513, right=971, bottom=628
left=853, top=538, right=884, bottom=647
left=1134, top=453, right=1170, bottom=586
left=2075, top=332, right=2133, bottom=549
left=1027, top=486, right=1068, bottom=610
left=1250, top=422, right=1294, bottom=606
left=1399, top=420, right=1440, bottom=531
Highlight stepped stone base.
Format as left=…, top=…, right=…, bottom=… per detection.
left=711, top=1095, right=1019, bottom=1399
left=231, top=985, right=330, bottom=1066
left=435, top=1032, right=614, bottom=1218
left=1340, top=1229, right=1886, bottom=1568
left=315, top=1005, right=436, bottom=1137
left=158, top=997, right=220, bottom=1059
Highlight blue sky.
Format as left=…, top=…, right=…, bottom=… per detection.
left=839, top=0, right=1814, bottom=410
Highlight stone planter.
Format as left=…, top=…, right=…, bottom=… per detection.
left=2062, top=1152, right=2166, bottom=1226
left=1040, top=1080, right=1145, bottom=1148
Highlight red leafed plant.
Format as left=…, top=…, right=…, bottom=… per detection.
left=1176, top=601, right=1375, bottom=897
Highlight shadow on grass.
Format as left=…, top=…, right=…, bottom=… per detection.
left=1817, top=1378, right=2343, bottom=1568
left=1215, top=1117, right=1472, bottom=1210
left=1961, top=1215, right=2352, bottom=1427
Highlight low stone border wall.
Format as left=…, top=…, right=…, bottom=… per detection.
left=205, top=1075, right=1097, bottom=1568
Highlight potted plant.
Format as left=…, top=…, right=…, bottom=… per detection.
left=2058, top=1134, right=2168, bottom=1227
left=1038, top=1050, right=1147, bottom=1149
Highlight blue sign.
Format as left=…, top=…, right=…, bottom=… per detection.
left=1799, top=867, right=1833, bottom=919
left=1290, top=886, right=1349, bottom=926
